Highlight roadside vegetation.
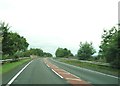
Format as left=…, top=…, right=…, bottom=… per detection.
left=0, top=21, right=53, bottom=74
left=77, top=41, right=96, bottom=60
left=0, top=21, right=119, bottom=76
left=55, top=24, right=120, bottom=76
left=57, top=58, right=119, bottom=76
left=0, top=58, right=31, bottom=74
left=55, top=48, right=73, bottom=58
left=99, top=26, right=119, bottom=68
left=0, top=22, right=53, bottom=60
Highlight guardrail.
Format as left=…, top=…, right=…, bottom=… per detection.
left=0, top=57, right=30, bottom=64
left=0, top=59, right=12, bottom=64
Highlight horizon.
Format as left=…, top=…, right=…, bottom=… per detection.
left=0, top=0, right=118, bottom=56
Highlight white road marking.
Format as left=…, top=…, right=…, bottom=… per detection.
left=57, top=68, right=80, bottom=79
left=51, top=69, right=63, bottom=79
left=47, top=59, right=92, bottom=84
left=6, top=60, right=33, bottom=86
left=51, top=65, right=79, bottom=79
left=46, top=64, right=50, bottom=68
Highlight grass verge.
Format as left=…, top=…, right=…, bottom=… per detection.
left=0, top=58, right=32, bottom=75
left=57, top=58, right=120, bottom=77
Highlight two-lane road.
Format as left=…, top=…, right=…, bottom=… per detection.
left=2, top=58, right=120, bottom=86
left=2, top=58, right=70, bottom=85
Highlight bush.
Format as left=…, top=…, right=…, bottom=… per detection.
left=110, top=59, right=120, bottom=69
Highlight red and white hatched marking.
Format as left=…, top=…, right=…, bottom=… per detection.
left=44, top=58, right=92, bottom=86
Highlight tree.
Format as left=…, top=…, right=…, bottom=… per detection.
left=43, top=52, right=52, bottom=57
left=55, top=48, right=65, bottom=57
left=23, top=48, right=53, bottom=57
left=1, top=22, right=10, bottom=55
left=55, top=48, right=73, bottom=57
left=77, top=42, right=96, bottom=60
left=28, top=48, right=44, bottom=56
left=99, top=26, right=120, bottom=68
left=1, top=22, right=29, bottom=59
left=23, top=50, right=31, bottom=57
left=2, top=32, right=29, bottom=56
left=0, top=22, right=4, bottom=55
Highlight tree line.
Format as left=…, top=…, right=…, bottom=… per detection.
left=23, top=48, right=52, bottom=57
left=0, top=22, right=52, bottom=60
left=55, top=48, right=73, bottom=58
left=0, top=21, right=119, bottom=68
left=55, top=25, right=119, bottom=68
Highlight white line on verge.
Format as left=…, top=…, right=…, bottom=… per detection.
left=51, top=69, right=63, bottom=79
left=6, top=60, right=33, bottom=86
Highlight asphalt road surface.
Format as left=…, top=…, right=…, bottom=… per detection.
left=49, top=58, right=120, bottom=86
left=2, top=58, right=120, bottom=86
left=2, top=58, right=71, bottom=86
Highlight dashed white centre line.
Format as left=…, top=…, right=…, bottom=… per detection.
left=46, top=64, right=50, bottom=68
left=51, top=69, right=63, bottom=79
left=6, top=60, right=33, bottom=86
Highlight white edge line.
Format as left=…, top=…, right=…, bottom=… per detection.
left=52, top=59, right=119, bottom=79
left=51, top=69, right=63, bottom=79
left=6, top=60, right=33, bottom=85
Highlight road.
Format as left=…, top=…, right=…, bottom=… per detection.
left=2, top=58, right=120, bottom=86
left=49, top=58, right=119, bottom=86
left=2, top=58, right=70, bottom=85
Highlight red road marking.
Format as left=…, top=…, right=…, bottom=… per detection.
left=43, top=59, right=92, bottom=86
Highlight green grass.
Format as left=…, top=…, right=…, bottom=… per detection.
left=58, top=58, right=120, bottom=77
left=0, top=58, right=32, bottom=75
left=0, top=65, right=1, bottom=75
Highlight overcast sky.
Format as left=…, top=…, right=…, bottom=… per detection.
left=0, top=0, right=119, bottom=56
